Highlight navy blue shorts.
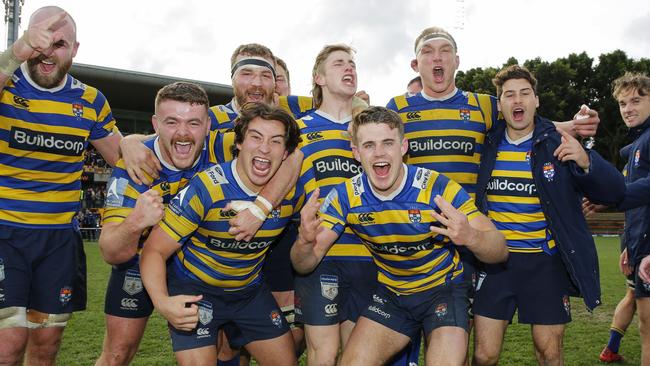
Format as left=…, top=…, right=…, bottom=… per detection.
left=167, top=276, right=289, bottom=352
left=473, top=252, right=572, bottom=324
left=294, top=259, right=376, bottom=326
left=634, top=264, right=650, bottom=298
left=104, top=256, right=154, bottom=318
left=0, top=224, right=86, bottom=314
left=262, top=221, right=297, bottom=292
left=363, top=281, right=469, bottom=339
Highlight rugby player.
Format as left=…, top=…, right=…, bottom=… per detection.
left=471, top=65, right=625, bottom=366
left=274, top=57, right=291, bottom=97
left=613, top=72, right=650, bottom=365
left=141, top=103, right=302, bottom=366
left=0, top=6, right=152, bottom=365
left=291, top=106, right=507, bottom=365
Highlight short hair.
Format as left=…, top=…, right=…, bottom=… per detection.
left=351, top=106, right=404, bottom=143
left=408, top=76, right=422, bottom=88
left=232, top=103, right=301, bottom=157
left=311, top=44, right=355, bottom=109
left=230, top=43, right=275, bottom=68
left=275, top=56, right=290, bottom=83
left=492, top=65, right=538, bottom=99
left=414, top=26, right=457, bottom=54
left=155, top=82, right=209, bottom=110
left=612, top=72, right=650, bottom=99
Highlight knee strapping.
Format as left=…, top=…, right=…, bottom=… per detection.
left=0, top=306, right=27, bottom=328
left=27, top=310, right=71, bottom=329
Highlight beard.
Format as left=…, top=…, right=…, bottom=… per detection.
left=27, top=57, right=72, bottom=89
left=234, top=87, right=274, bottom=109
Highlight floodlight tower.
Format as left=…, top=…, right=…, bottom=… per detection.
left=4, top=0, right=23, bottom=47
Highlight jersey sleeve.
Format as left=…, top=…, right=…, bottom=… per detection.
left=436, top=174, right=480, bottom=221
left=210, top=130, right=235, bottom=163
left=86, top=88, right=117, bottom=140
left=318, top=185, right=348, bottom=236
left=158, top=176, right=209, bottom=244
left=102, top=159, right=149, bottom=224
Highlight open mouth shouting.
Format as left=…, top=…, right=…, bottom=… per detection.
left=433, top=66, right=444, bottom=83
left=252, top=156, right=272, bottom=176
left=373, top=161, right=390, bottom=178
left=512, top=107, right=525, bottom=122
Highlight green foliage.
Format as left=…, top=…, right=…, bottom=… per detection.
left=58, top=240, right=640, bottom=365
left=455, top=51, right=650, bottom=169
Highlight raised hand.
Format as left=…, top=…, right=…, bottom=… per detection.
left=298, top=189, right=323, bottom=246
left=571, top=104, right=599, bottom=137
left=13, top=11, right=69, bottom=61
left=133, top=189, right=164, bottom=228
left=430, top=195, right=477, bottom=246
left=554, top=127, right=590, bottom=170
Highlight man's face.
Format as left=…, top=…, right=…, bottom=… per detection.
left=232, top=54, right=276, bottom=107
left=498, top=78, right=539, bottom=137
left=412, top=38, right=459, bottom=97
left=27, top=11, right=78, bottom=88
left=152, top=100, right=210, bottom=170
left=407, top=80, right=422, bottom=95
left=275, top=65, right=290, bottom=97
left=315, top=50, right=357, bottom=99
left=236, top=117, right=288, bottom=191
left=617, top=88, right=650, bottom=129
left=352, top=122, right=407, bottom=195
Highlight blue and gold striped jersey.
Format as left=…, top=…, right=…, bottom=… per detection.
left=160, top=160, right=304, bottom=290
left=485, top=135, right=556, bottom=255
left=296, top=111, right=370, bottom=261
left=320, top=164, right=481, bottom=294
left=387, top=89, right=499, bottom=196
left=0, top=65, right=116, bottom=228
left=208, top=96, right=314, bottom=132
left=103, top=130, right=230, bottom=228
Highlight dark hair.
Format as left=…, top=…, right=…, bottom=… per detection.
left=232, top=103, right=301, bottom=157
left=492, top=65, right=538, bottom=99
left=155, top=82, right=209, bottom=109
left=408, top=76, right=422, bottom=87
left=351, top=106, right=404, bottom=143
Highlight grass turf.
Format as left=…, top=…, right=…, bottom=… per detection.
left=58, top=237, right=640, bottom=365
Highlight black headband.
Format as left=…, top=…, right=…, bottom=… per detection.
left=230, top=58, right=276, bottom=80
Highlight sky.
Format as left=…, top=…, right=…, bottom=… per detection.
left=4, top=0, right=650, bottom=105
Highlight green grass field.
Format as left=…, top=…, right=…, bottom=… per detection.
left=58, top=237, right=640, bottom=365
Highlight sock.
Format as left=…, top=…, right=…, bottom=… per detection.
left=607, top=327, right=625, bottom=353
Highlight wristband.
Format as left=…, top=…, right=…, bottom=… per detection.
left=0, top=48, right=21, bottom=77
left=229, top=200, right=267, bottom=221
left=255, top=195, right=273, bottom=213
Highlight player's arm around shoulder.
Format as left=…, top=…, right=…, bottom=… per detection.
left=290, top=189, right=339, bottom=274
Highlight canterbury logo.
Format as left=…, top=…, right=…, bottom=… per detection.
left=120, top=298, right=138, bottom=309
left=12, top=95, right=29, bottom=109
left=306, top=132, right=323, bottom=141
left=197, top=328, right=210, bottom=336
left=406, top=112, right=421, bottom=120
left=357, top=213, right=375, bottom=223
left=324, top=304, right=338, bottom=315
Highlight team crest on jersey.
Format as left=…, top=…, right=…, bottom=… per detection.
left=351, top=175, right=365, bottom=196
left=269, top=310, right=283, bottom=327
left=562, top=295, right=570, bottom=315
left=198, top=300, right=213, bottom=325
left=72, top=103, right=83, bottom=118
left=270, top=208, right=281, bottom=220
left=122, top=269, right=143, bottom=295
left=59, top=286, right=73, bottom=306
left=105, top=177, right=129, bottom=207
left=435, top=303, right=447, bottom=319
left=320, top=275, right=339, bottom=300
left=0, top=258, right=4, bottom=282
left=525, top=151, right=532, bottom=164
left=634, top=149, right=641, bottom=167
left=459, top=109, right=471, bottom=121
left=408, top=209, right=421, bottom=223
left=542, top=162, right=555, bottom=181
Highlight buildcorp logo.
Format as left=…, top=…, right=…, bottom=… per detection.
left=487, top=177, right=537, bottom=197
left=207, top=237, right=273, bottom=252
left=313, top=156, right=362, bottom=181
left=10, top=127, right=85, bottom=156
left=409, top=136, right=475, bottom=157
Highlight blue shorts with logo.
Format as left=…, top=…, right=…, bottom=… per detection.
left=0, top=224, right=86, bottom=314
left=473, top=252, right=572, bottom=324
left=294, top=259, right=376, bottom=326
left=363, top=280, right=470, bottom=339
left=262, top=221, right=297, bottom=292
left=104, top=256, right=154, bottom=318
left=167, top=274, right=289, bottom=352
